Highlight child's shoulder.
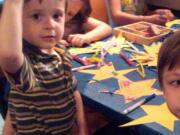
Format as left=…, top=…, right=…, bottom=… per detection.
left=54, top=44, right=72, bottom=60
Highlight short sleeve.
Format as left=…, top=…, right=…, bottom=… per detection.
left=3, top=57, right=36, bottom=92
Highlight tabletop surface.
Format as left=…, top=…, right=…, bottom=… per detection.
left=72, top=40, right=180, bottom=135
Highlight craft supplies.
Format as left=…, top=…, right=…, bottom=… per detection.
left=123, top=93, right=156, bottom=114
left=119, top=52, right=133, bottom=66
left=72, top=64, right=96, bottom=72
left=114, top=22, right=172, bottom=45
left=71, top=54, right=89, bottom=66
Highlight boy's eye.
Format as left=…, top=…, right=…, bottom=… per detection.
left=53, top=13, right=62, bottom=20
left=170, top=80, right=180, bottom=86
left=32, top=13, right=41, bottom=20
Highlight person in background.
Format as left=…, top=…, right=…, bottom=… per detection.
left=0, top=0, right=87, bottom=135
left=64, top=1, right=112, bottom=134
left=109, top=0, right=174, bottom=26
left=62, top=0, right=112, bottom=47
left=157, top=30, right=180, bottom=119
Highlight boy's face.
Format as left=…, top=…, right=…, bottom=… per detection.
left=65, top=0, right=83, bottom=22
left=23, top=0, right=65, bottom=50
left=162, top=65, right=180, bottom=118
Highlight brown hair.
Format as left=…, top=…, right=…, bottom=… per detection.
left=157, top=30, right=180, bottom=87
left=25, top=0, right=43, bottom=3
left=71, top=0, right=92, bottom=24
left=25, top=0, right=67, bottom=10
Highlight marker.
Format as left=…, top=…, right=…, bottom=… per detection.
left=123, top=93, right=156, bottom=114
left=119, top=52, right=133, bottom=66
left=72, top=64, right=96, bottom=72
left=71, top=54, right=88, bottom=66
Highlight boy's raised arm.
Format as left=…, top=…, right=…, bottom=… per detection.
left=0, top=0, right=24, bottom=73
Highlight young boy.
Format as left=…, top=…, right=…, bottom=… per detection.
left=0, top=0, right=87, bottom=135
left=157, top=30, right=180, bottom=119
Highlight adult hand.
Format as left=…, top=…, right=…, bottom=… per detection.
left=67, top=34, right=91, bottom=47
left=155, top=9, right=174, bottom=21
left=146, top=14, right=168, bottom=25
left=59, top=40, right=70, bottom=47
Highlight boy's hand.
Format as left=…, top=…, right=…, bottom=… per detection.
left=67, top=34, right=91, bottom=47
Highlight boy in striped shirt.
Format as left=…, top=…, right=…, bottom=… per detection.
left=0, top=0, right=87, bottom=135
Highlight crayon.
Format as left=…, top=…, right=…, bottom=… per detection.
left=119, top=52, right=133, bottom=66
left=71, top=54, right=88, bottom=66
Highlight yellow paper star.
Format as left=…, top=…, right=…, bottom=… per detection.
left=68, top=41, right=103, bottom=55
left=80, top=64, right=134, bottom=83
left=68, top=47, right=99, bottom=55
left=114, top=79, right=163, bottom=103
left=121, top=103, right=178, bottom=131
left=108, top=36, right=130, bottom=55
left=130, top=42, right=162, bottom=67
left=143, top=42, right=162, bottom=57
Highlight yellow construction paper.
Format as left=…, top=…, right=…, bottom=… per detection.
left=80, top=64, right=134, bottom=83
left=108, top=36, right=130, bottom=55
left=68, top=47, right=99, bottom=54
left=68, top=41, right=103, bottom=55
left=120, top=103, right=178, bottom=131
left=129, top=42, right=162, bottom=67
left=143, top=42, right=162, bottom=57
left=166, top=19, right=180, bottom=28
left=114, top=79, right=163, bottom=103
left=90, top=41, right=104, bottom=50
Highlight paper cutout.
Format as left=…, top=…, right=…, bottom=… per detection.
left=114, top=79, right=162, bottom=103
left=68, top=47, right=97, bottom=54
left=130, top=42, right=162, bottom=67
left=166, top=19, right=180, bottom=29
left=108, top=36, right=131, bottom=55
left=80, top=64, right=134, bottom=83
left=68, top=41, right=103, bottom=54
left=143, top=42, right=161, bottom=57
left=106, top=35, right=150, bottom=56
left=121, top=103, right=178, bottom=131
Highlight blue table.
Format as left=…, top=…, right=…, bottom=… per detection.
left=72, top=44, right=180, bottom=135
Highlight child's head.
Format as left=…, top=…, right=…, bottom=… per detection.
left=23, top=0, right=66, bottom=49
left=65, top=0, right=91, bottom=23
left=157, top=30, right=180, bottom=118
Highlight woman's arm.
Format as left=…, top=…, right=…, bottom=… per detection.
left=109, top=0, right=168, bottom=25
left=0, top=0, right=24, bottom=73
left=83, top=17, right=112, bottom=42
left=67, top=17, right=112, bottom=47
left=109, top=0, right=144, bottom=25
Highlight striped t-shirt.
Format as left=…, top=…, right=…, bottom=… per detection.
left=4, top=40, right=76, bottom=135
